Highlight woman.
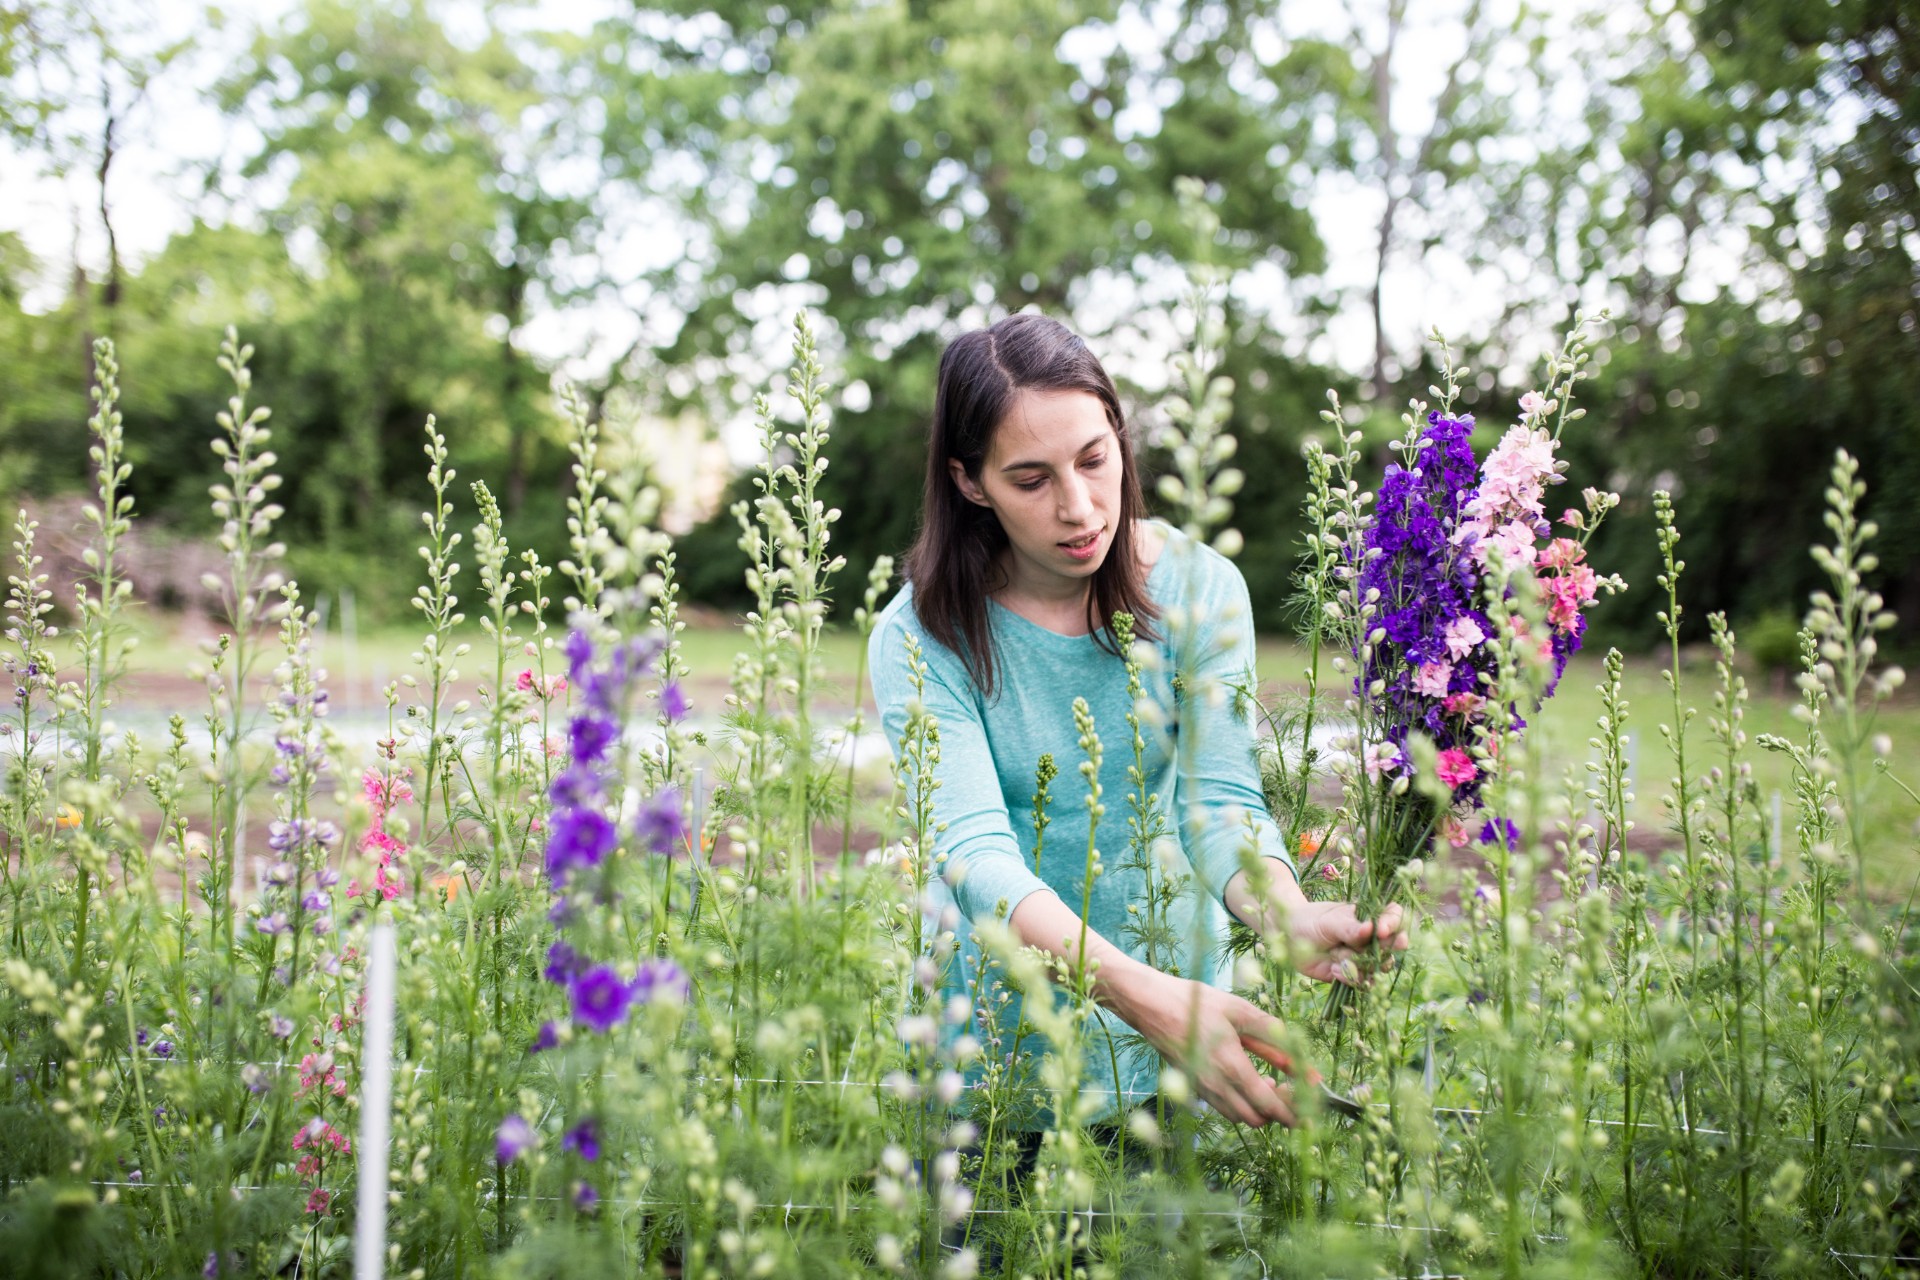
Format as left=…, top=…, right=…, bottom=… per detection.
left=869, top=313, right=1407, bottom=1130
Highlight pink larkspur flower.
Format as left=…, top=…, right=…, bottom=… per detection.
left=1518, top=390, right=1548, bottom=417
left=1477, top=519, right=1538, bottom=569
left=1442, top=616, right=1486, bottom=660
left=1434, top=748, right=1478, bottom=790
left=1537, top=537, right=1585, bottom=571
left=1440, top=815, right=1473, bottom=848
left=1443, top=691, right=1486, bottom=717
left=1412, top=661, right=1453, bottom=698
left=1465, top=424, right=1559, bottom=537
left=1363, top=742, right=1405, bottom=779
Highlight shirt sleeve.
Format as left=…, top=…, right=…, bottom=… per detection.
left=1165, top=544, right=1297, bottom=903
left=869, top=612, right=1054, bottom=928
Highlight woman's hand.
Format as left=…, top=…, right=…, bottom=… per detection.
left=1224, top=861, right=1413, bottom=985
left=1107, top=968, right=1309, bottom=1130
left=1005, top=889, right=1313, bottom=1129
left=1283, top=900, right=1411, bottom=985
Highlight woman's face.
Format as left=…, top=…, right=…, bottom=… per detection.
left=949, top=388, right=1124, bottom=596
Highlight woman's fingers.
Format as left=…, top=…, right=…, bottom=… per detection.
left=1373, top=902, right=1412, bottom=949
left=1209, top=1052, right=1296, bottom=1128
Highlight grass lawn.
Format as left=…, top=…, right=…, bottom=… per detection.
left=48, top=611, right=1920, bottom=899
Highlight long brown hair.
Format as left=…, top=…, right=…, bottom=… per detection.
left=904, top=313, right=1158, bottom=698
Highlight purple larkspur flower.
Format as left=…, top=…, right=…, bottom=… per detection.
left=569, top=965, right=636, bottom=1033
left=561, top=1118, right=600, bottom=1162
left=531, top=1020, right=560, bottom=1053
left=1478, top=818, right=1521, bottom=851
left=266, top=861, right=295, bottom=886
left=632, top=787, right=687, bottom=855
left=1352, top=411, right=1498, bottom=802
left=573, top=1181, right=599, bottom=1210
left=315, top=867, right=340, bottom=889
left=242, top=1063, right=270, bottom=1094
left=268, top=1013, right=295, bottom=1040
left=545, top=808, right=618, bottom=885
left=568, top=712, right=619, bottom=764
left=564, top=629, right=594, bottom=682
left=152, top=1040, right=174, bottom=1059
left=266, top=818, right=340, bottom=854
left=496, top=1113, right=534, bottom=1164
left=256, top=912, right=290, bottom=937
left=135, top=1027, right=148, bottom=1047
left=660, top=681, right=688, bottom=722
left=632, top=957, right=690, bottom=1007
left=548, top=764, right=602, bottom=810
left=301, top=890, right=329, bottom=912
left=544, top=940, right=585, bottom=986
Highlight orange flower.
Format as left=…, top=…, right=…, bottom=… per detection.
left=1296, top=828, right=1323, bottom=858
left=56, top=804, right=82, bottom=830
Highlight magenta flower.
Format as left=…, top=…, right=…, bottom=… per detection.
left=1434, top=749, right=1478, bottom=790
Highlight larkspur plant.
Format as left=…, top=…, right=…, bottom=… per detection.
left=0, top=256, right=1916, bottom=1280
left=1334, top=326, right=1624, bottom=943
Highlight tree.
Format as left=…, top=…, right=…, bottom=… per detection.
left=586, top=0, right=1333, bottom=612
left=213, top=0, right=600, bottom=557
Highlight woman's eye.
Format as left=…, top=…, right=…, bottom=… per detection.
left=1082, top=454, right=1107, bottom=470
left=1016, top=478, right=1047, bottom=492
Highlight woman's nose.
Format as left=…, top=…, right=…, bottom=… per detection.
left=1058, top=473, right=1093, bottom=523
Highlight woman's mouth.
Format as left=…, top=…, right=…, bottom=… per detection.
left=1059, top=529, right=1103, bottom=562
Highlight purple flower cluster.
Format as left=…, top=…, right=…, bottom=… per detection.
left=250, top=626, right=340, bottom=965
left=1355, top=407, right=1600, bottom=840
left=1357, top=413, right=1496, bottom=797
left=523, top=625, right=695, bottom=1199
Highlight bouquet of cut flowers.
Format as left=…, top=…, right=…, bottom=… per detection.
left=1302, top=323, right=1621, bottom=996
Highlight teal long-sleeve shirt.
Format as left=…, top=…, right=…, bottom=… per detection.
left=868, top=523, right=1296, bottom=1121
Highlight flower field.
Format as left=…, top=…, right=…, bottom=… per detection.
left=2, top=297, right=1916, bottom=1280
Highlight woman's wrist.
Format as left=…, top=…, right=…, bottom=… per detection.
left=1091, top=950, right=1174, bottom=1028
left=1223, top=856, right=1309, bottom=936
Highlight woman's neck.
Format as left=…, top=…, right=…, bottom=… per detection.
left=989, top=521, right=1165, bottom=637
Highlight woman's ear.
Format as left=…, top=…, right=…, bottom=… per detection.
left=948, top=458, right=991, bottom=508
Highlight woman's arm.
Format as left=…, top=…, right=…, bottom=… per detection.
left=1007, top=889, right=1303, bottom=1128
left=1166, top=541, right=1411, bottom=977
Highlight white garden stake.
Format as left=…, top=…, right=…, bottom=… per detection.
left=355, top=923, right=398, bottom=1280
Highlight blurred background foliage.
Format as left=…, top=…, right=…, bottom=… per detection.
left=0, top=0, right=1913, bottom=649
